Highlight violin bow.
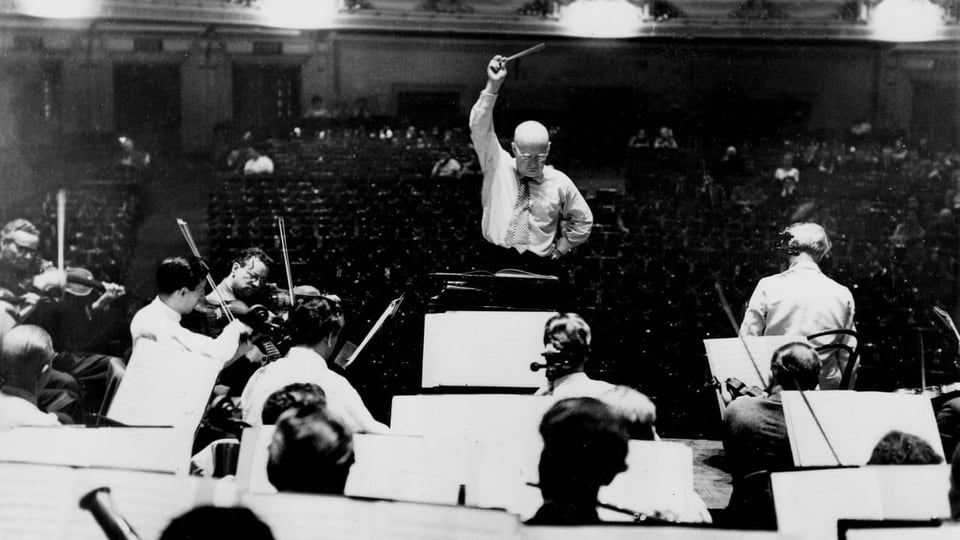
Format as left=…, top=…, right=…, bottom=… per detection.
left=56, top=189, right=66, bottom=274
left=277, top=217, right=295, bottom=307
left=716, top=279, right=842, bottom=466
left=176, top=218, right=235, bottom=322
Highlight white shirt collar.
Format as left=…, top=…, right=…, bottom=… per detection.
left=789, top=259, right=822, bottom=273
left=153, top=296, right=182, bottom=323
left=283, top=346, right=329, bottom=369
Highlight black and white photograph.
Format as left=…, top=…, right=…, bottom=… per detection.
left=1, top=0, right=960, bottom=538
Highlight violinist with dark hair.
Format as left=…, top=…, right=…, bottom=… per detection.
left=130, top=256, right=251, bottom=366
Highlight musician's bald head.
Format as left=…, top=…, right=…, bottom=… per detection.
left=512, top=121, right=551, bottom=180
left=0, top=325, right=54, bottom=393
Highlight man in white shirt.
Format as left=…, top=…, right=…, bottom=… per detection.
left=774, top=153, right=799, bottom=198
left=241, top=295, right=389, bottom=434
left=469, top=55, right=593, bottom=266
left=534, top=313, right=614, bottom=398
left=130, top=256, right=249, bottom=366
left=0, top=325, right=61, bottom=429
left=740, top=223, right=856, bottom=389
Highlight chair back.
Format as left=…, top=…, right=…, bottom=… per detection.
left=807, top=329, right=859, bottom=390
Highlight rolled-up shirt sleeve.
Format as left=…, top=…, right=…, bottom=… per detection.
left=470, top=91, right=514, bottom=246
left=560, top=183, right=593, bottom=249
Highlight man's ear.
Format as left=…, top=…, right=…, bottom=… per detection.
left=230, top=262, right=241, bottom=275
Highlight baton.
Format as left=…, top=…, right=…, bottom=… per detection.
left=493, top=43, right=545, bottom=72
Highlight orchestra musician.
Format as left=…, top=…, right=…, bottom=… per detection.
left=0, top=218, right=126, bottom=420
left=130, top=256, right=251, bottom=366
left=740, top=222, right=856, bottom=389
left=183, top=247, right=287, bottom=391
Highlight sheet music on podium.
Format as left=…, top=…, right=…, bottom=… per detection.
left=0, top=427, right=193, bottom=474
left=242, top=491, right=521, bottom=540
left=0, top=462, right=237, bottom=540
left=781, top=390, right=944, bottom=467
left=772, top=465, right=951, bottom=540
left=703, top=335, right=801, bottom=404
left=238, top=427, right=475, bottom=505
left=107, top=339, right=222, bottom=430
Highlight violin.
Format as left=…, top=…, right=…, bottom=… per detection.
left=31, top=265, right=127, bottom=298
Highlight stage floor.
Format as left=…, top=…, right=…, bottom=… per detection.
left=664, top=438, right=731, bottom=510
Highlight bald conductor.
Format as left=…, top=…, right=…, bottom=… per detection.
left=469, top=55, right=593, bottom=262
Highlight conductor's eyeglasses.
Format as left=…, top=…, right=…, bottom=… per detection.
left=515, top=151, right=549, bottom=163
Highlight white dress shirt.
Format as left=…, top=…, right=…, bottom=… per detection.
left=534, top=371, right=615, bottom=399
left=0, top=388, right=60, bottom=430
left=740, top=260, right=856, bottom=388
left=469, top=91, right=593, bottom=256
left=240, top=346, right=389, bottom=434
left=129, top=296, right=243, bottom=366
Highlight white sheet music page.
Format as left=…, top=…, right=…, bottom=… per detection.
left=771, top=468, right=884, bottom=539
left=345, top=434, right=473, bottom=505
left=601, top=440, right=693, bottom=520
left=0, top=427, right=192, bottom=474
left=703, top=335, right=800, bottom=402
left=869, top=464, right=951, bottom=520
left=236, top=426, right=277, bottom=494
left=782, top=390, right=943, bottom=467
left=65, top=468, right=234, bottom=540
left=0, top=463, right=73, bottom=540
left=108, top=339, right=221, bottom=430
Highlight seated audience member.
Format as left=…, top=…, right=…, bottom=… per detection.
left=243, top=147, right=275, bottom=176
left=527, top=397, right=629, bottom=525
left=627, top=128, right=651, bottom=148
left=723, top=341, right=821, bottom=528
left=130, top=256, right=250, bottom=365
left=534, top=313, right=614, bottom=398
left=774, top=153, right=799, bottom=198
left=160, top=506, right=274, bottom=540
left=266, top=405, right=355, bottom=495
left=240, top=296, right=389, bottom=433
left=261, top=382, right=327, bottom=424
left=117, top=135, right=150, bottom=170
left=867, top=430, right=943, bottom=465
left=303, top=95, right=330, bottom=119
left=654, top=127, right=678, bottom=149
left=430, top=148, right=462, bottom=178
left=0, top=325, right=63, bottom=429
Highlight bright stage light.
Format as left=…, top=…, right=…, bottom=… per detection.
left=870, top=0, right=944, bottom=42
left=259, top=0, right=340, bottom=29
left=18, top=0, right=101, bottom=19
left=560, top=0, right=644, bottom=39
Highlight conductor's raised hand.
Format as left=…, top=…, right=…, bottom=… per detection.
left=486, top=55, right=507, bottom=91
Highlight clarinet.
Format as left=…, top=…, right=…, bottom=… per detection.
left=79, top=487, right=141, bottom=540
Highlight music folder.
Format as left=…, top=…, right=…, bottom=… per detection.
left=781, top=390, right=944, bottom=467
left=703, top=335, right=801, bottom=409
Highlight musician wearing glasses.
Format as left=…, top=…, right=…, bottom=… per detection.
left=0, top=219, right=124, bottom=338
left=469, top=56, right=593, bottom=269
